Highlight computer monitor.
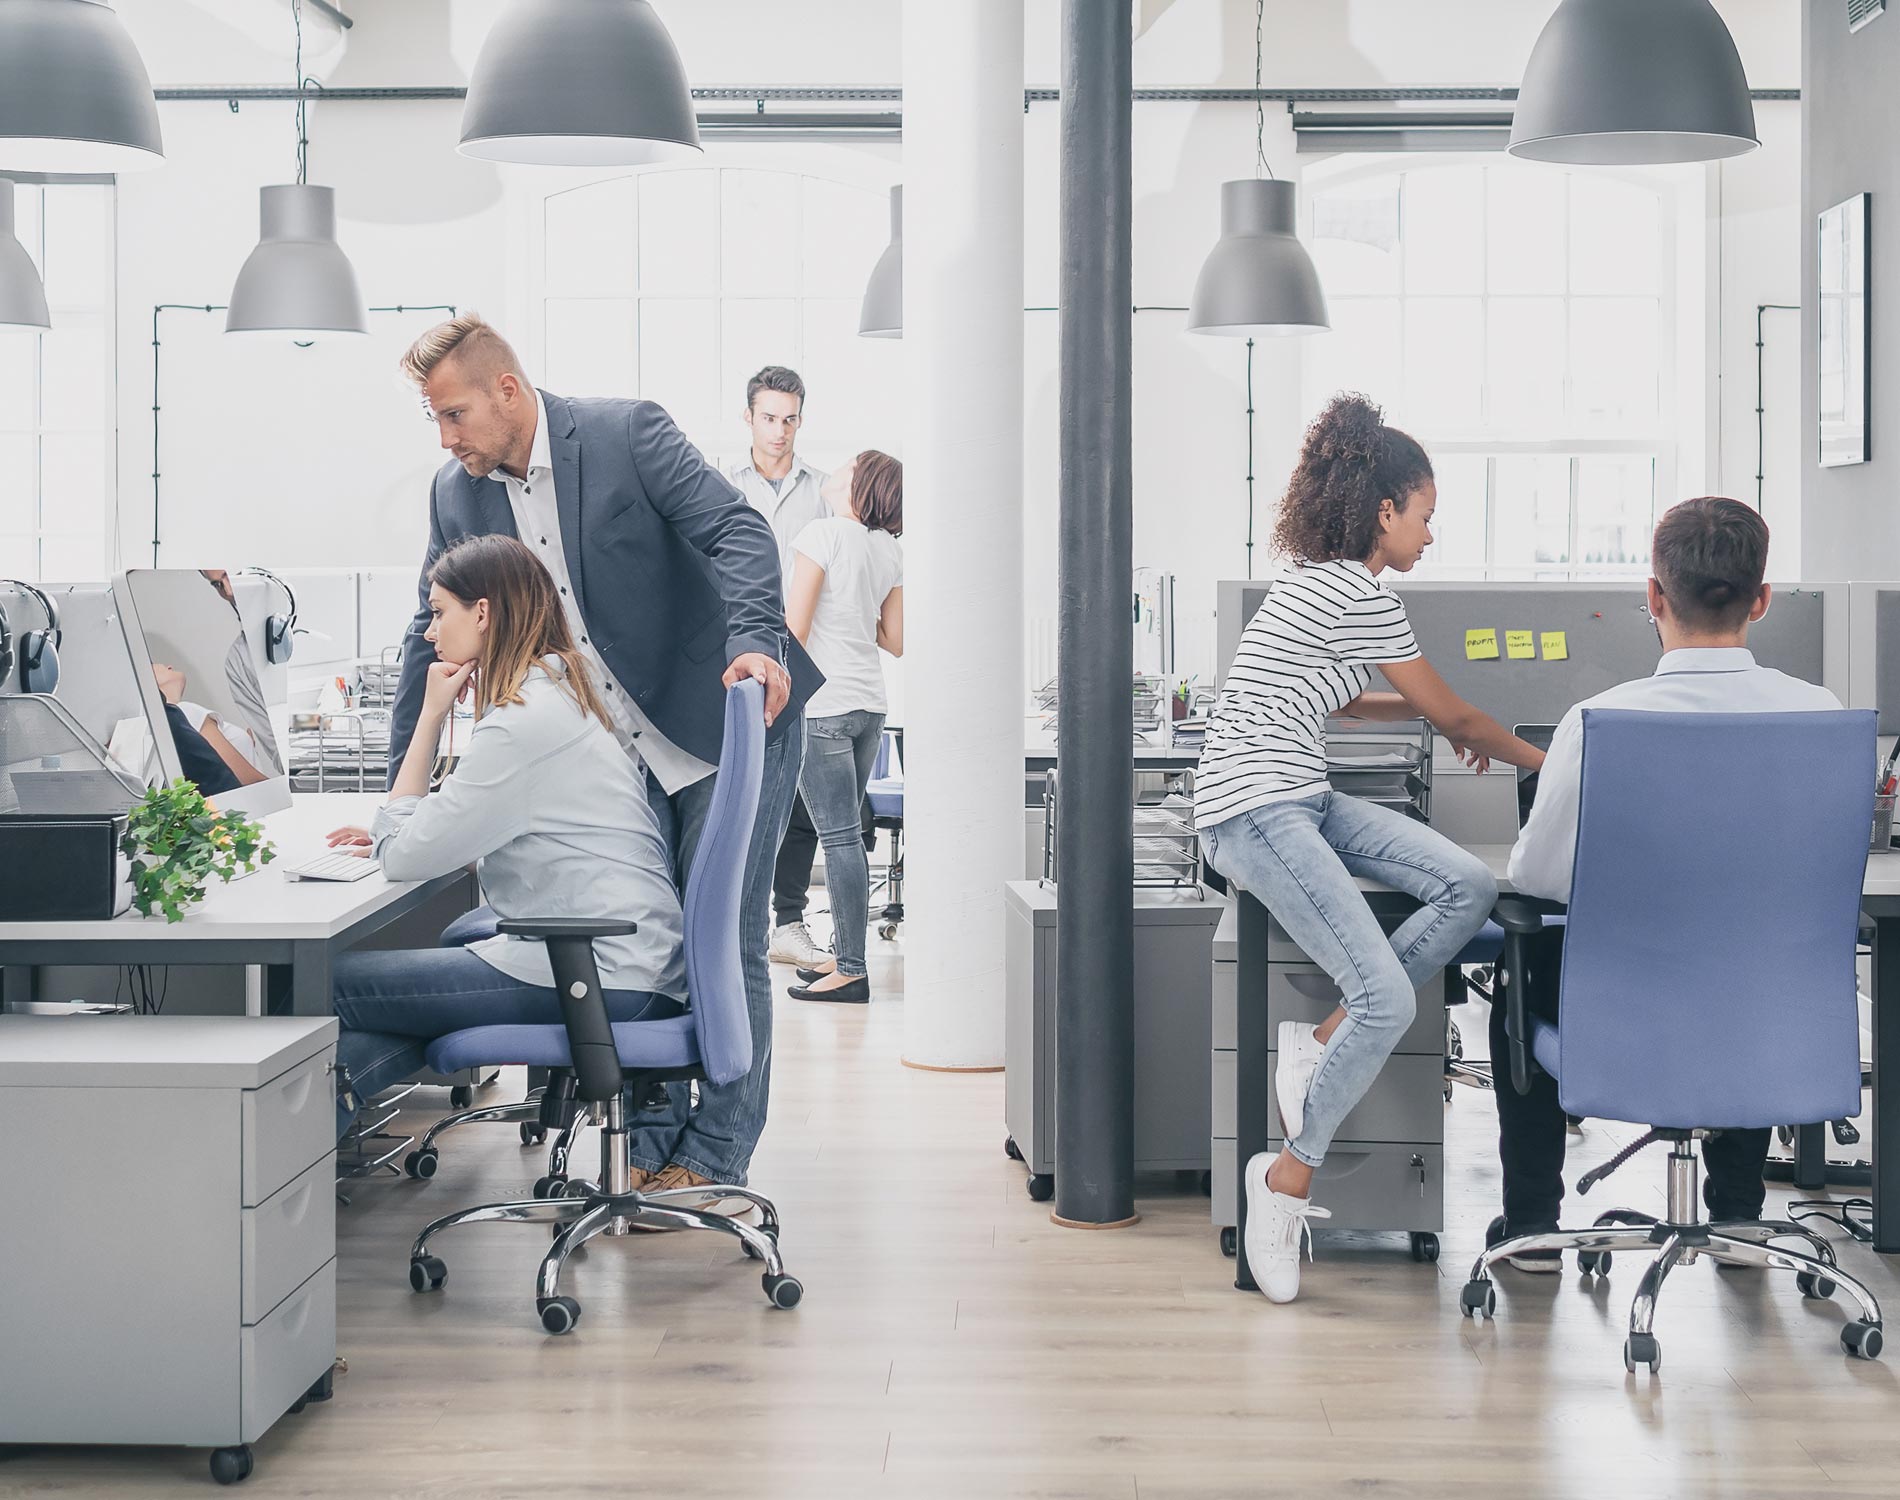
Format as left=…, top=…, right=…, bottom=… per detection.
left=113, top=569, right=291, bottom=818
left=1513, top=723, right=1558, bottom=830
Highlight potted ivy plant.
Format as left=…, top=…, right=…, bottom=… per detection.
left=122, top=779, right=276, bottom=923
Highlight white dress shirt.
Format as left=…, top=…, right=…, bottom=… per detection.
left=728, top=454, right=830, bottom=589
left=491, top=391, right=717, bottom=795
left=1509, top=647, right=1842, bottom=902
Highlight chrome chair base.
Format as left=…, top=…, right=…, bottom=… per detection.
left=1462, top=1137, right=1883, bottom=1370
left=405, top=1095, right=801, bottom=1331
left=402, top=1079, right=592, bottom=1190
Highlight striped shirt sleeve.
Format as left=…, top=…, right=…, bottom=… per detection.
left=1334, top=588, right=1420, bottom=665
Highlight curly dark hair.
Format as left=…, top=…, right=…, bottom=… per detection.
left=1272, top=393, right=1434, bottom=565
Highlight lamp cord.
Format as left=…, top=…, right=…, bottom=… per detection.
left=1245, top=338, right=1256, bottom=580
left=1254, top=0, right=1277, bottom=179
left=293, top=0, right=308, bottom=185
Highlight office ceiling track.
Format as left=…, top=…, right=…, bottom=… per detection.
left=154, top=85, right=1801, bottom=105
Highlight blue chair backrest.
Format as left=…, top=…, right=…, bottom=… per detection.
left=1555, top=708, right=1873, bottom=1128
left=681, top=680, right=766, bottom=1087
left=871, top=730, right=897, bottom=782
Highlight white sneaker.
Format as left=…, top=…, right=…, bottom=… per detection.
left=769, top=922, right=828, bottom=968
left=1243, top=1153, right=1330, bottom=1304
left=1274, top=1021, right=1328, bottom=1142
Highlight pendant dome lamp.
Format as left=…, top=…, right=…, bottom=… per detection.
left=459, top=0, right=702, bottom=166
left=0, top=0, right=163, bottom=174
left=225, top=0, right=367, bottom=340
left=1185, top=0, right=1328, bottom=338
left=1508, top=0, right=1759, bottom=166
left=858, top=185, right=902, bottom=339
left=0, top=180, right=52, bottom=331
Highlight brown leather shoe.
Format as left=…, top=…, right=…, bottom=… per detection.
left=634, top=1163, right=756, bottom=1227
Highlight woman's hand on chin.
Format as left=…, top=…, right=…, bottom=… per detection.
left=423, top=659, right=477, bottom=719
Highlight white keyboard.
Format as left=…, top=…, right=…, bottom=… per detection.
left=284, top=850, right=378, bottom=883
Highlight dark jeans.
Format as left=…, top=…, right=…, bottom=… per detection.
left=329, top=946, right=679, bottom=1140
left=1490, top=929, right=1771, bottom=1226
left=798, top=710, right=886, bottom=980
left=631, top=711, right=804, bottom=1183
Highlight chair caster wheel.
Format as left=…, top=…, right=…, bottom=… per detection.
left=763, top=1273, right=803, bottom=1309
left=539, top=1295, right=582, bottom=1334
left=1623, top=1332, right=1661, bottom=1373
left=1004, top=1136, right=1023, bottom=1162
left=209, top=1444, right=253, bottom=1485
left=1026, top=1173, right=1054, bottom=1202
left=519, top=1122, right=547, bottom=1146
left=449, top=1085, right=474, bottom=1109
left=408, top=1254, right=447, bottom=1293
left=1842, top=1321, right=1884, bottom=1360
left=1796, top=1270, right=1837, bottom=1300
left=564, top=1179, right=597, bottom=1198
left=1579, top=1251, right=1611, bottom=1276
left=531, top=1174, right=566, bottom=1199
left=1410, top=1233, right=1439, bottom=1263
left=879, top=923, right=899, bottom=941
left=1460, top=1281, right=1496, bottom=1319
left=1219, top=1226, right=1237, bottom=1258
left=403, top=1148, right=438, bottom=1180
left=742, top=1225, right=781, bottom=1260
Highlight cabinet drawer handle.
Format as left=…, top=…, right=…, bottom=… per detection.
left=276, top=1178, right=313, bottom=1227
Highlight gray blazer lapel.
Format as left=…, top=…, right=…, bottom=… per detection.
left=544, top=390, right=587, bottom=618
left=463, top=468, right=520, bottom=541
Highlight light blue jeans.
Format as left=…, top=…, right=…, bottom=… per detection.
left=798, top=709, right=887, bottom=979
left=1201, top=792, right=1497, bottom=1169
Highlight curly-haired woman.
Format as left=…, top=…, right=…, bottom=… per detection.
left=1199, top=392, right=1546, bottom=1304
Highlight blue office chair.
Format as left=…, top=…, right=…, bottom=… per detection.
left=405, top=680, right=801, bottom=1332
left=1443, top=917, right=1566, bottom=1098
left=867, top=728, right=904, bottom=939
left=1465, top=709, right=1883, bottom=1371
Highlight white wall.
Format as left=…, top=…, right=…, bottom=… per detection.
left=91, top=1, right=1804, bottom=669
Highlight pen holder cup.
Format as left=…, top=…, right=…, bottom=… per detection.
left=1873, top=793, right=1896, bottom=852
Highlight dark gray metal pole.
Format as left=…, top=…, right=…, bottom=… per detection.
left=1054, top=0, right=1136, bottom=1229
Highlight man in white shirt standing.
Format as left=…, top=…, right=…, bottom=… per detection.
left=1493, top=498, right=1839, bottom=1269
left=728, top=367, right=834, bottom=970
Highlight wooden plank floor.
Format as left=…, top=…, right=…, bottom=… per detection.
left=5, top=937, right=1898, bottom=1497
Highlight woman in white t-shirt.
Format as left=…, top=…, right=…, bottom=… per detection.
left=1199, top=394, right=1546, bottom=1305
left=781, top=450, right=904, bottom=1004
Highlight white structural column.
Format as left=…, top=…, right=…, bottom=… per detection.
left=899, top=0, right=1024, bottom=1069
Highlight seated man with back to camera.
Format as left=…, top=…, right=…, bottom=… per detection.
left=1492, top=497, right=1841, bottom=1270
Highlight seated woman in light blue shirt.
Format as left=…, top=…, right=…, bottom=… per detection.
left=324, top=534, right=686, bottom=1136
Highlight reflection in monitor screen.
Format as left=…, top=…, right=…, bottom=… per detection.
left=114, top=569, right=291, bottom=817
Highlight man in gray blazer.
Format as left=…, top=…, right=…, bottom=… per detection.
left=386, top=315, right=820, bottom=1205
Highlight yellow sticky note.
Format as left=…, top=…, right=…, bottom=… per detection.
left=1505, top=630, right=1536, bottom=660
left=1541, top=631, right=1569, bottom=662
left=1465, top=628, right=1499, bottom=661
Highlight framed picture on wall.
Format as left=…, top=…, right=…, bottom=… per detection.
left=1819, top=192, right=1871, bottom=468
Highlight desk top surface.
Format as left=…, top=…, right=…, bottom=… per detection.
left=0, top=795, right=461, bottom=945
left=1023, top=718, right=1199, bottom=766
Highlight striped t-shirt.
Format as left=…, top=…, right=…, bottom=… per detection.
left=1196, top=559, right=1421, bottom=827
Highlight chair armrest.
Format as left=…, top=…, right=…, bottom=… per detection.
left=1492, top=894, right=1565, bottom=934
left=495, top=918, right=638, bottom=939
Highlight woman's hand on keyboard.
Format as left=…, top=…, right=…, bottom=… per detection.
left=326, top=825, right=372, bottom=852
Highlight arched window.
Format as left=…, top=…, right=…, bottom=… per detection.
left=1304, top=158, right=1681, bottom=576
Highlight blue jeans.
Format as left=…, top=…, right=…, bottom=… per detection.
left=329, top=946, right=680, bottom=1139
left=799, top=710, right=886, bottom=979
left=1201, top=793, right=1497, bottom=1169
left=630, top=711, right=804, bottom=1183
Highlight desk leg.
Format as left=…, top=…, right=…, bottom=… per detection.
left=1793, top=1123, right=1828, bottom=1190
left=1876, top=913, right=1900, bottom=1254
left=290, top=942, right=334, bottom=1017
left=1235, top=894, right=1271, bottom=1292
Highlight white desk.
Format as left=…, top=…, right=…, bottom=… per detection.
left=1230, top=844, right=1900, bottom=1282
left=0, top=795, right=474, bottom=1017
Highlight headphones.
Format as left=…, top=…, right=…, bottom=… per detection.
left=0, top=580, right=60, bottom=694
left=242, top=567, right=299, bottom=665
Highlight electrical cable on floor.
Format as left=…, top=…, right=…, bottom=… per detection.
left=1789, top=1197, right=1873, bottom=1243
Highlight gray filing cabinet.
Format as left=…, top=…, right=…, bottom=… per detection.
left=1211, top=899, right=1447, bottom=1261
left=1004, top=880, right=1229, bottom=1200
left=0, top=1015, right=340, bottom=1485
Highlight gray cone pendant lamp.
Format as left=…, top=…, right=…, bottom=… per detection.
left=226, top=185, right=368, bottom=340
left=1186, top=178, right=1329, bottom=338
left=859, top=185, right=902, bottom=339
left=1508, top=0, right=1759, bottom=165
left=0, top=180, right=52, bottom=331
left=460, top=0, right=702, bottom=166
left=1186, top=0, right=1328, bottom=337
left=226, top=0, right=367, bottom=340
left=0, top=0, right=163, bottom=174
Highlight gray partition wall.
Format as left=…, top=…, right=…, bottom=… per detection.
left=1872, top=590, right=1900, bottom=734
left=1216, top=579, right=1829, bottom=728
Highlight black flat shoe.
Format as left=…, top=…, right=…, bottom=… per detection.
left=788, top=975, right=870, bottom=1004
left=795, top=966, right=836, bottom=984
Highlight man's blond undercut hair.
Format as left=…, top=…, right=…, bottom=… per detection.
left=399, top=313, right=526, bottom=391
